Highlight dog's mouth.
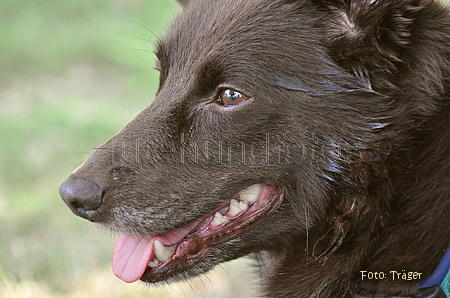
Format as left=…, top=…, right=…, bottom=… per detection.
left=112, top=183, right=282, bottom=283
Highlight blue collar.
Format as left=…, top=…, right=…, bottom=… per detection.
left=420, top=247, right=450, bottom=296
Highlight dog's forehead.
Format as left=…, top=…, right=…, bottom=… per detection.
left=157, top=0, right=324, bottom=84
left=170, top=0, right=314, bottom=47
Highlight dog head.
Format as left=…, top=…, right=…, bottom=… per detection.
left=60, top=0, right=444, bottom=287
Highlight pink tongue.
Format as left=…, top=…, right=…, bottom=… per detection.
left=112, top=234, right=154, bottom=283
left=112, top=220, right=202, bottom=283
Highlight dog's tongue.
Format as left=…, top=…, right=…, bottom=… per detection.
left=112, top=221, right=202, bottom=283
left=113, top=234, right=154, bottom=283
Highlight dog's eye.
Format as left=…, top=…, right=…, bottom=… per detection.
left=219, top=89, right=249, bottom=106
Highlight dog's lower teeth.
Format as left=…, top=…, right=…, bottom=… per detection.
left=239, top=184, right=262, bottom=203
left=228, top=199, right=248, bottom=216
left=211, top=211, right=228, bottom=226
left=148, top=258, right=159, bottom=268
left=154, top=240, right=175, bottom=262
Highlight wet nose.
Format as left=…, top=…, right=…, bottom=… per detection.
left=59, top=175, right=103, bottom=221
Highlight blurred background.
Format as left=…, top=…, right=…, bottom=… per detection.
left=0, top=0, right=258, bottom=297
left=2, top=0, right=450, bottom=297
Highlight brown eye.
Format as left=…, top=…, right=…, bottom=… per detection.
left=219, top=89, right=249, bottom=106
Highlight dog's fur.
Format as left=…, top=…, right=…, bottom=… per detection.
left=60, top=0, right=450, bottom=297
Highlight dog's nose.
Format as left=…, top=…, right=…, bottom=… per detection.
left=59, top=175, right=103, bottom=221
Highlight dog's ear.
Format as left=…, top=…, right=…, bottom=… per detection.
left=176, top=0, right=188, bottom=6
left=316, top=0, right=421, bottom=89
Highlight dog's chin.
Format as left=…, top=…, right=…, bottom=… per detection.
left=111, top=183, right=283, bottom=284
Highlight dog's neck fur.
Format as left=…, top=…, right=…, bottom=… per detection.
left=263, top=149, right=450, bottom=298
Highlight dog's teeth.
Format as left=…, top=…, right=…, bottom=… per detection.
left=148, top=258, right=159, bottom=268
left=239, top=184, right=262, bottom=203
left=228, top=199, right=248, bottom=216
left=211, top=211, right=228, bottom=226
left=153, top=240, right=175, bottom=262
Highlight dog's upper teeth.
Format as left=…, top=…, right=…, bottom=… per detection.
left=239, top=184, right=262, bottom=203
left=228, top=199, right=248, bottom=216
left=148, top=258, right=159, bottom=268
left=211, top=211, right=228, bottom=226
left=153, top=240, right=175, bottom=262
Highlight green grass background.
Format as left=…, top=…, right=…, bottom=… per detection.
left=1, top=0, right=449, bottom=297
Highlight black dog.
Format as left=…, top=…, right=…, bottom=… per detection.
left=60, top=0, right=450, bottom=297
